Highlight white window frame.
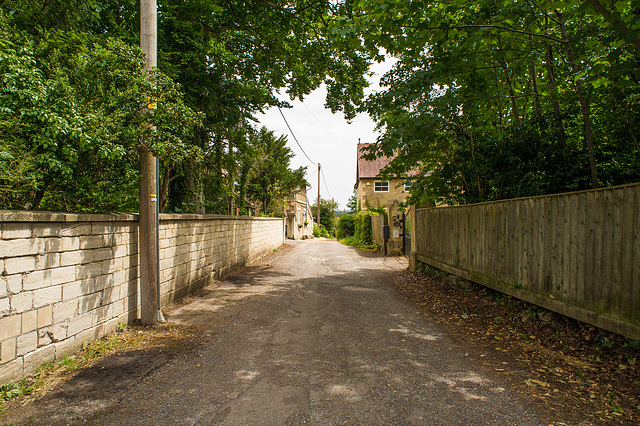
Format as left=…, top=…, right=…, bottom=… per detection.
left=404, top=180, right=414, bottom=192
left=374, top=181, right=389, bottom=192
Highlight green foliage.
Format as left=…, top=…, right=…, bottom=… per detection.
left=346, top=189, right=359, bottom=213
left=1, top=0, right=371, bottom=214
left=313, top=223, right=331, bottom=238
left=0, top=11, right=200, bottom=211
left=364, top=201, right=386, bottom=215
left=336, top=213, right=356, bottom=239
left=346, top=0, right=640, bottom=204
left=241, top=127, right=306, bottom=216
left=312, top=197, right=339, bottom=235
left=0, top=380, right=35, bottom=408
left=151, top=0, right=370, bottom=213
left=339, top=235, right=378, bottom=251
left=354, top=210, right=378, bottom=247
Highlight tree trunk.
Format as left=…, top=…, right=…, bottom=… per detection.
left=544, top=45, right=567, bottom=149
left=187, top=158, right=205, bottom=214
left=556, top=11, right=599, bottom=188
left=491, top=56, right=503, bottom=130
left=586, top=0, right=640, bottom=52
left=529, top=36, right=543, bottom=128
left=30, top=186, right=46, bottom=210
left=496, top=35, right=521, bottom=128
left=159, top=164, right=171, bottom=213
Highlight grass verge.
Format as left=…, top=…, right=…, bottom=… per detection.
left=0, top=322, right=199, bottom=412
left=339, top=235, right=378, bottom=251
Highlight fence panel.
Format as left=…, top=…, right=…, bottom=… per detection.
left=412, top=183, right=640, bottom=339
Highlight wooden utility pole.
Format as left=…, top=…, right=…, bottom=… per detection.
left=317, top=163, right=321, bottom=226
left=140, top=0, right=158, bottom=325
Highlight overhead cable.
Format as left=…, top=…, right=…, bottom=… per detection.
left=277, top=106, right=316, bottom=166
left=302, top=102, right=355, bottom=165
left=320, top=167, right=333, bottom=200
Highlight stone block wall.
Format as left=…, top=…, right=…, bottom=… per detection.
left=0, top=211, right=284, bottom=384
left=158, top=214, right=285, bottom=305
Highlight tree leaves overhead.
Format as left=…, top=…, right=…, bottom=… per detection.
left=347, top=0, right=640, bottom=205
left=1, top=0, right=371, bottom=213
left=0, top=9, right=201, bottom=211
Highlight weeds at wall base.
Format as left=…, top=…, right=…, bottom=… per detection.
left=339, top=236, right=378, bottom=252
left=0, top=322, right=195, bottom=412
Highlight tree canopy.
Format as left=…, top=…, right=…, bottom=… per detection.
left=1, top=0, right=370, bottom=213
left=338, top=0, right=640, bottom=205
left=2, top=0, right=639, bottom=211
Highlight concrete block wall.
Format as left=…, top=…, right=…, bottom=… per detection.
left=0, top=211, right=284, bottom=385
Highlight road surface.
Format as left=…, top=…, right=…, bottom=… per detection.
left=3, top=239, right=541, bottom=425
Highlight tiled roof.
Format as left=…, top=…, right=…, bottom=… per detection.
left=356, top=143, right=421, bottom=186
left=356, top=143, right=395, bottom=180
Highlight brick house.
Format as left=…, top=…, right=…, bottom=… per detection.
left=284, top=182, right=314, bottom=239
left=355, top=142, right=417, bottom=254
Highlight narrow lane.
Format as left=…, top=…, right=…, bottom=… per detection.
left=10, top=239, right=542, bottom=424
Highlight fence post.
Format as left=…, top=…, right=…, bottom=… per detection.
left=409, top=205, right=417, bottom=271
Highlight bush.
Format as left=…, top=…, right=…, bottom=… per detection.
left=338, top=210, right=379, bottom=251
left=354, top=210, right=377, bottom=246
left=313, top=223, right=331, bottom=238
left=339, top=235, right=378, bottom=251
left=336, top=214, right=356, bottom=239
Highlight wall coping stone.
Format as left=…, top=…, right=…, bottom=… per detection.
left=0, top=210, right=284, bottom=223
left=160, top=214, right=282, bottom=221
left=0, top=211, right=138, bottom=223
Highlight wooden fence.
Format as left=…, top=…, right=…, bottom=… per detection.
left=410, top=183, right=640, bottom=339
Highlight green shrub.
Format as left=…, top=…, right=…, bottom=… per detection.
left=354, top=210, right=377, bottom=246
left=339, top=235, right=378, bottom=251
left=337, top=210, right=379, bottom=250
left=313, top=223, right=332, bottom=238
left=336, top=214, right=356, bottom=239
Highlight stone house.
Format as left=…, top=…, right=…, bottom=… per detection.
left=355, top=142, right=417, bottom=254
left=284, top=183, right=314, bottom=240
left=355, top=142, right=415, bottom=211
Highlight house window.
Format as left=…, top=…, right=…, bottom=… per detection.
left=404, top=180, right=414, bottom=192
left=374, top=181, right=389, bottom=192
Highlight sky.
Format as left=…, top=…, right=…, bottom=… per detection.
left=255, top=60, right=393, bottom=210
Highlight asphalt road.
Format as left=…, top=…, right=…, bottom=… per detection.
left=5, top=239, right=542, bottom=425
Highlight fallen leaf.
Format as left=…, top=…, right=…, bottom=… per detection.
left=525, top=378, right=550, bottom=387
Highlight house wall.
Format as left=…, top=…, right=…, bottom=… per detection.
left=0, top=211, right=284, bottom=384
left=285, top=185, right=314, bottom=240
left=356, top=178, right=408, bottom=211
left=357, top=179, right=408, bottom=255
left=410, top=183, right=640, bottom=340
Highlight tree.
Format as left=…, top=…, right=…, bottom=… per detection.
left=150, top=0, right=371, bottom=212
left=312, top=197, right=339, bottom=234
left=346, top=189, right=359, bottom=213
left=338, top=0, right=640, bottom=205
left=243, top=127, right=307, bottom=216
left=1, top=0, right=371, bottom=214
left=0, top=14, right=200, bottom=212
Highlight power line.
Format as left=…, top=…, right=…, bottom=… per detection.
left=277, top=106, right=316, bottom=166
left=301, top=102, right=355, bottom=165
left=320, top=167, right=333, bottom=200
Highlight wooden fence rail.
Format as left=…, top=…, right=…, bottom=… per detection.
left=410, top=183, right=640, bottom=339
